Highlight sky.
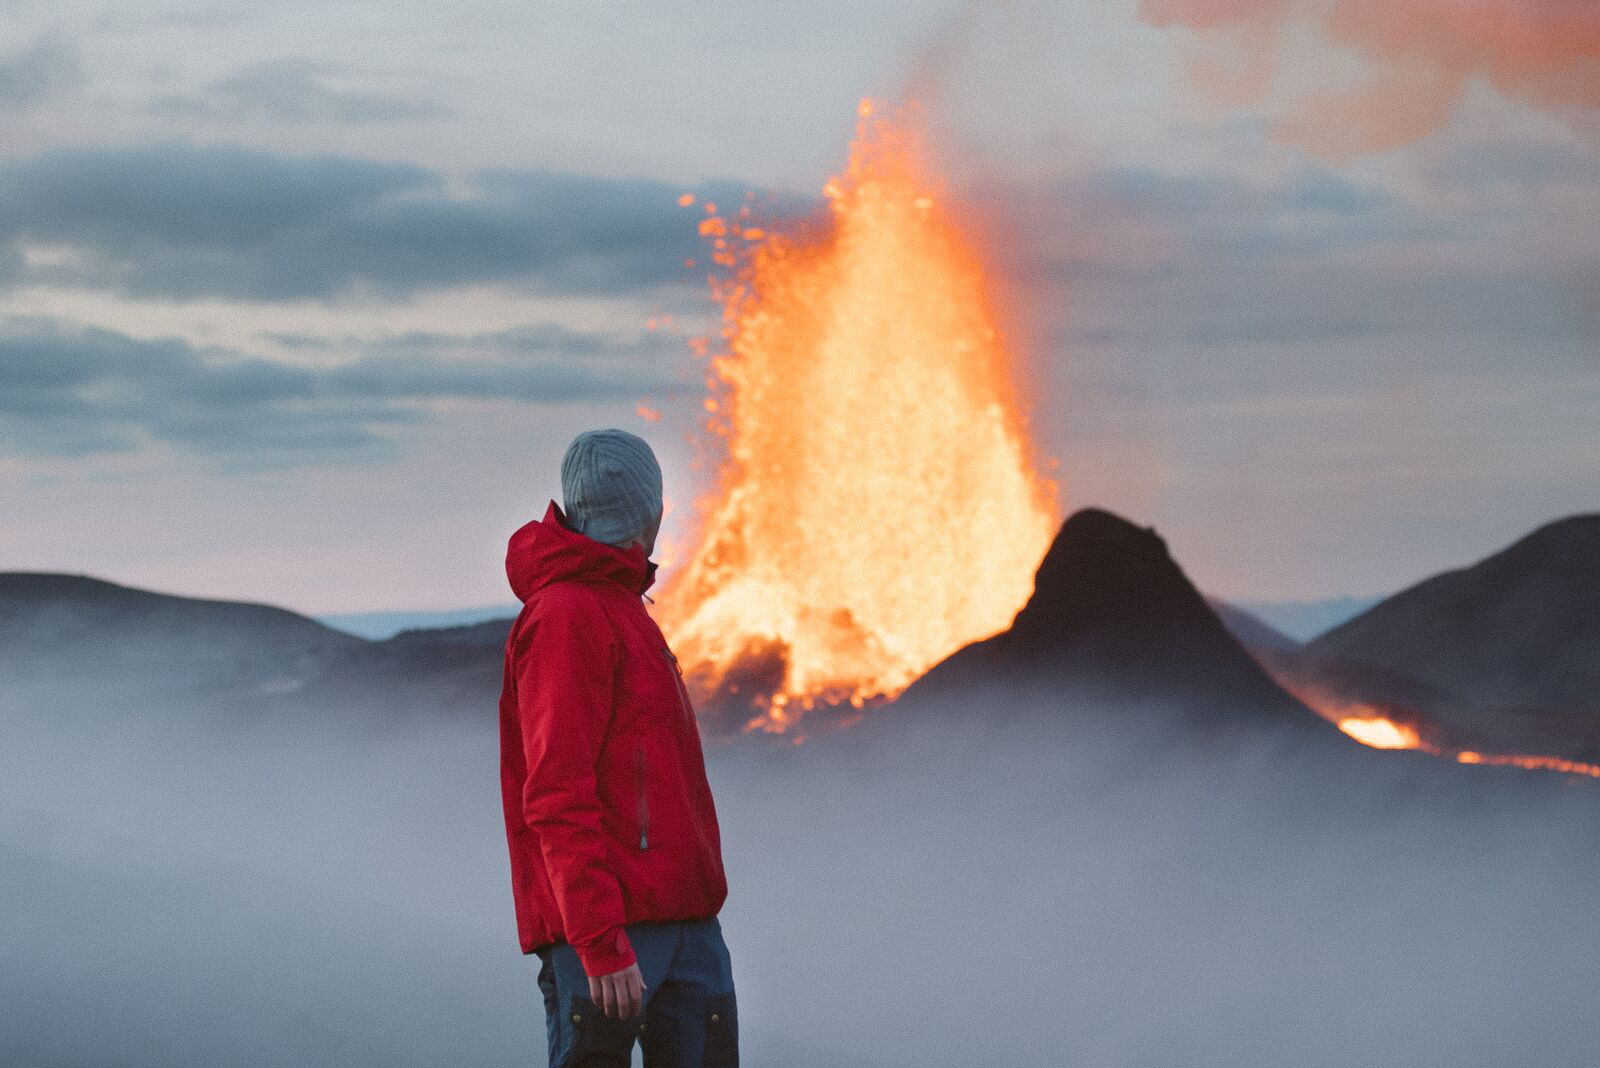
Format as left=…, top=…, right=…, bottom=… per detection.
left=2, top=0, right=1596, bottom=613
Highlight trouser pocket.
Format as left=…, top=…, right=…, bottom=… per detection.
left=559, top=994, right=641, bottom=1068
left=703, top=990, right=738, bottom=1067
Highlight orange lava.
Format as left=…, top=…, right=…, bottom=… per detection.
left=1286, top=684, right=1600, bottom=780
left=1455, top=750, right=1600, bottom=779
left=657, top=100, right=1057, bottom=732
left=1336, top=715, right=1422, bottom=751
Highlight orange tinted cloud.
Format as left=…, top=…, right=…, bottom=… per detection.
left=1139, top=0, right=1600, bottom=156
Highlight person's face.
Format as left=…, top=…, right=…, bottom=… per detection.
left=632, top=506, right=664, bottom=558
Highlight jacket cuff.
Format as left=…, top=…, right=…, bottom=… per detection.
left=575, top=926, right=637, bottom=977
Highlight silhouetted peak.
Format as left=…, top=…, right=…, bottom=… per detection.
left=1011, top=508, right=1216, bottom=641
left=897, top=506, right=1334, bottom=737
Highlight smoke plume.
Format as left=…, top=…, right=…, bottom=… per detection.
left=1138, top=0, right=1600, bottom=156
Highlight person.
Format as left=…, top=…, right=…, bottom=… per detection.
left=498, top=428, right=737, bottom=1067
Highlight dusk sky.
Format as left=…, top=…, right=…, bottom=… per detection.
left=3, top=0, right=1596, bottom=614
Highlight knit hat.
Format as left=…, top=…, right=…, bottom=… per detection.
left=559, top=429, right=664, bottom=548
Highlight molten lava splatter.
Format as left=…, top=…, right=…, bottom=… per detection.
left=658, top=100, right=1057, bottom=732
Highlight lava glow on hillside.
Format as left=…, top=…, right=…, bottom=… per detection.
left=658, top=101, right=1057, bottom=734
left=1283, top=684, right=1600, bottom=780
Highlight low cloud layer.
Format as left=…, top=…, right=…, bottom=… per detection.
left=0, top=317, right=683, bottom=467
left=152, top=59, right=451, bottom=125
left=0, top=142, right=787, bottom=301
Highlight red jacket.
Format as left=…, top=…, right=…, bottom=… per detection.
left=499, top=501, right=728, bottom=976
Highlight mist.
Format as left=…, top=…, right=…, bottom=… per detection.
left=3, top=682, right=1597, bottom=1067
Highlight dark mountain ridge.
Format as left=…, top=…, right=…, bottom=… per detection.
left=0, top=572, right=505, bottom=719
left=0, top=572, right=360, bottom=697
left=896, top=509, right=1337, bottom=739
left=1309, top=515, right=1600, bottom=714
left=7, top=512, right=1597, bottom=765
left=1246, top=515, right=1600, bottom=760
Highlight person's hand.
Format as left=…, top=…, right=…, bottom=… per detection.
left=589, top=962, right=645, bottom=1019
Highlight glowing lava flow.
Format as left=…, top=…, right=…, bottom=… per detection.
left=1284, top=685, right=1600, bottom=780
left=658, top=101, right=1057, bottom=732
left=1336, top=715, right=1422, bottom=751
left=1453, top=750, right=1600, bottom=778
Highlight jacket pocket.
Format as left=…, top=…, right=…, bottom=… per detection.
left=634, top=740, right=649, bottom=851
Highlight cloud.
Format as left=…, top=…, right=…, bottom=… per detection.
left=0, top=317, right=684, bottom=467
left=0, top=142, right=797, bottom=302
left=1030, top=161, right=1456, bottom=279
left=0, top=31, right=83, bottom=109
left=1080, top=164, right=1398, bottom=228
left=1016, top=159, right=1596, bottom=356
left=1138, top=0, right=1600, bottom=157
left=1426, top=137, right=1600, bottom=193
left=151, top=59, right=451, bottom=125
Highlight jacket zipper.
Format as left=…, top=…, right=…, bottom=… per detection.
left=662, top=645, right=695, bottom=726
left=634, top=741, right=649, bottom=850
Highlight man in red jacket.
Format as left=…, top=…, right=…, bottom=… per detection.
left=499, top=428, right=737, bottom=1067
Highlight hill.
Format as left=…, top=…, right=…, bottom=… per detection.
left=895, top=509, right=1338, bottom=739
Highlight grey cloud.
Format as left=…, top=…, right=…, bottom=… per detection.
left=289, top=322, right=683, bottom=361
left=1079, top=165, right=1390, bottom=222
left=0, top=317, right=684, bottom=467
left=0, top=30, right=82, bottom=108
left=152, top=59, right=451, bottom=125
left=0, top=142, right=795, bottom=301
left=1427, top=139, right=1600, bottom=192
left=1073, top=165, right=1462, bottom=258
left=1060, top=314, right=1382, bottom=350
left=1019, top=160, right=1595, bottom=351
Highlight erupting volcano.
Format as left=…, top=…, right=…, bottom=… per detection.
left=658, top=101, right=1057, bottom=733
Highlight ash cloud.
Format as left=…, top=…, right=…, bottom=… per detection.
left=1138, top=0, right=1600, bottom=157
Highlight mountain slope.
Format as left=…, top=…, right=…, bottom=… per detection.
left=0, top=572, right=362, bottom=695
left=1209, top=599, right=1300, bottom=653
left=897, top=509, right=1336, bottom=737
left=1308, top=515, right=1600, bottom=717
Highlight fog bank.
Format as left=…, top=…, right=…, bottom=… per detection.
left=3, top=689, right=1596, bottom=1067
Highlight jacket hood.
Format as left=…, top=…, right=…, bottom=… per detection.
left=506, top=500, right=656, bottom=603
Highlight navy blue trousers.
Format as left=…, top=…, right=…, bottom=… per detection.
left=534, top=917, right=738, bottom=1068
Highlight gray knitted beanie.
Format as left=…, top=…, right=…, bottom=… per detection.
left=559, top=429, right=663, bottom=548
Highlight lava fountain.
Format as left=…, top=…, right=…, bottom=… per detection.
left=658, top=101, right=1058, bottom=734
